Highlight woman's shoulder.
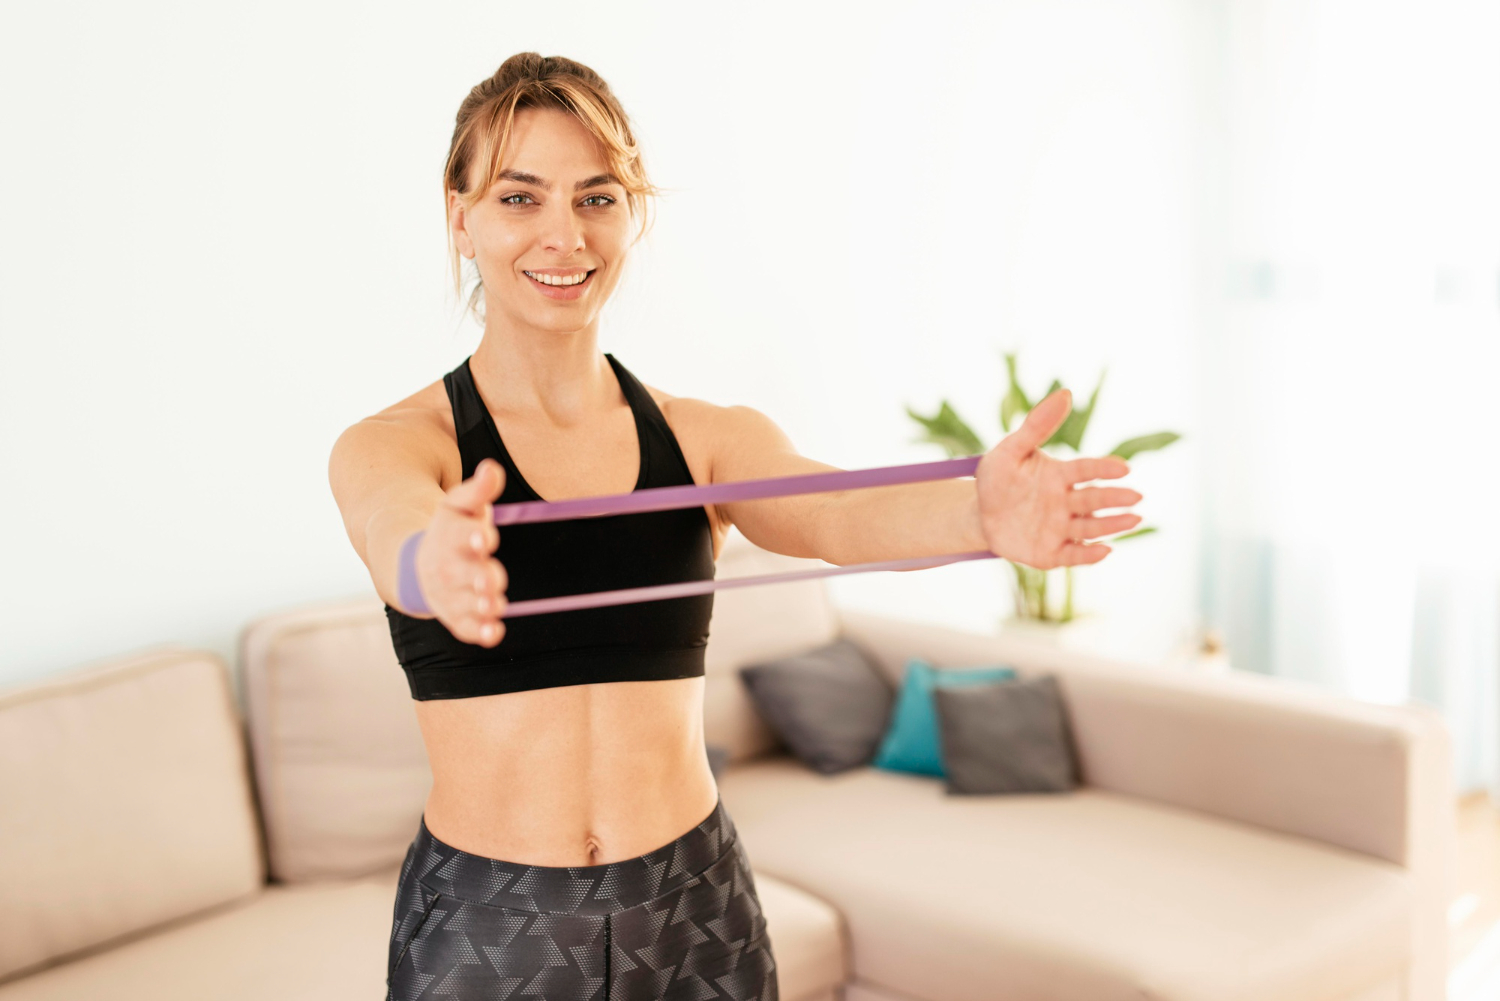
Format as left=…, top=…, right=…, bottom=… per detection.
left=637, top=381, right=793, bottom=475
left=638, top=381, right=739, bottom=439
left=369, top=375, right=452, bottom=426
left=329, top=376, right=461, bottom=486
left=343, top=376, right=454, bottom=444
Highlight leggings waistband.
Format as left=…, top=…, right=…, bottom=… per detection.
left=409, top=797, right=736, bottom=915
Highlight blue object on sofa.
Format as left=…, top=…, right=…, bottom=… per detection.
left=872, top=659, right=1018, bottom=777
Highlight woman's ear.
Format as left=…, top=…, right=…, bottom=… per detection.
left=448, top=190, right=476, bottom=260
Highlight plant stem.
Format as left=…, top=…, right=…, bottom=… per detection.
left=1062, top=566, right=1075, bottom=622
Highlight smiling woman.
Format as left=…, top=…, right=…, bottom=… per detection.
left=326, top=49, right=1141, bottom=1001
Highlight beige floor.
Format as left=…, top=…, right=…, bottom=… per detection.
left=1449, top=792, right=1500, bottom=998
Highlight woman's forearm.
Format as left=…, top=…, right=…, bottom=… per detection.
left=811, top=479, right=988, bottom=566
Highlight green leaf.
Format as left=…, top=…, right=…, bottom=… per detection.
left=999, top=353, right=1032, bottom=433
left=1111, top=526, right=1158, bottom=542
left=905, top=400, right=985, bottom=457
left=1047, top=369, right=1106, bottom=452
left=1108, top=431, right=1181, bottom=461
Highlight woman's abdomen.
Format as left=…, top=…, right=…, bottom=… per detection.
left=412, top=676, right=719, bottom=866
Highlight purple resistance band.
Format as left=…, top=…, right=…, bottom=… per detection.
left=397, top=530, right=432, bottom=616
left=492, top=456, right=980, bottom=526
left=495, top=455, right=996, bottom=619
left=396, top=456, right=995, bottom=620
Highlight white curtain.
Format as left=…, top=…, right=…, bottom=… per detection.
left=1202, top=0, right=1500, bottom=792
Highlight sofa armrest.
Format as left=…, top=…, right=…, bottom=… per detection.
left=837, top=608, right=1454, bottom=1001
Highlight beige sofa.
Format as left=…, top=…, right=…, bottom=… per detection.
left=0, top=533, right=1453, bottom=1001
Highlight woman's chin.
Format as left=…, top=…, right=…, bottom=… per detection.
left=517, top=307, right=601, bottom=337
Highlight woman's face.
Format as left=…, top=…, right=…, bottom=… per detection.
left=450, top=107, right=632, bottom=336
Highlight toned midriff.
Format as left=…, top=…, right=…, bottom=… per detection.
left=413, top=674, right=720, bottom=866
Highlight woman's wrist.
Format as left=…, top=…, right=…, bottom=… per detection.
left=397, top=529, right=432, bottom=616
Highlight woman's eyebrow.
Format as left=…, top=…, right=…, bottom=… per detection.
left=497, top=169, right=550, bottom=189
left=494, top=170, right=620, bottom=191
left=574, top=173, right=622, bottom=190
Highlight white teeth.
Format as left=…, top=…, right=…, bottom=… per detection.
left=526, top=271, right=589, bottom=286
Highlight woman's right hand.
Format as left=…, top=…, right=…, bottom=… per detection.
left=413, top=457, right=509, bottom=647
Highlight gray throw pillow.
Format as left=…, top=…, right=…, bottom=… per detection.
left=739, top=638, right=894, bottom=774
left=933, top=674, right=1079, bottom=794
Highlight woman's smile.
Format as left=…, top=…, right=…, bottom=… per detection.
left=521, top=266, right=597, bottom=301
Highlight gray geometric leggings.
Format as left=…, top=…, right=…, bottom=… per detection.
left=386, top=797, right=779, bottom=1000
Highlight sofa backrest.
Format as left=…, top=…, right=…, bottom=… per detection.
left=239, top=596, right=431, bottom=883
left=0, top=648, right=264, bottom=983
left=237, top=529, right=838, bottom=882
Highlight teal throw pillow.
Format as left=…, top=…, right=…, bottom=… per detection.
left=872, top=659, right=1018, bottom=777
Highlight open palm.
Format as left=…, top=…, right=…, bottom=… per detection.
left=976, top=389, right=1142, bottom=569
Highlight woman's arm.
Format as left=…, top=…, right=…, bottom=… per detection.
left=327, top=413, right=509, bottom=646
left=693, top=389, right=1141, bottom=569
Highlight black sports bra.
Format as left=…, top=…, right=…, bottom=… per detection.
left=384, top=354, right=716, bottom=700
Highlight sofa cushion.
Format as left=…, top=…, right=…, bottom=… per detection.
left=0, top=868, right=399, bottom=1000
left=718, top=755, right=1412, bottom=1001
left=0, top=865, right=847, bottom=1001
left=871, top=660, right=1016, bottom=777
left=740, top=638, right=893, bottom=774
left=703, top=530, right=840, bottom=763
left=752, top=873, right=850, bottom=1001
left=0, top=648, right=264, bottom=982
left=240, top=596, right=432, bottom=883
left=934, top=674, right=1079, bottom=794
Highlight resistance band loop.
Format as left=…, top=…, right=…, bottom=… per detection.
left=493, top=456, right=981, bottom=526
left=504, top=549, right=996, bottom=619
left=492, top=455, right=995, bottom=619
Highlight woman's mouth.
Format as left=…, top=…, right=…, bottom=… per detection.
left=522, top=269, right=596, bottom=301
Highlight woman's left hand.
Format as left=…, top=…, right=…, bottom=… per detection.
left=975, top=389, right=1142, bottom=569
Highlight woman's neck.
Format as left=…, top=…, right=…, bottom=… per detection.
left=468, top=315, right=619, bottom=426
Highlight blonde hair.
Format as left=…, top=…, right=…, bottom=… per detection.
left=443, top=53, right=655, bottom=321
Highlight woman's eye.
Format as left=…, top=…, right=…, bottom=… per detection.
left=581, top=194, right=616, bottom=207
left=500, top=193, right=533, bottom=205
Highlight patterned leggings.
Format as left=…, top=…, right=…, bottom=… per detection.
left=386, top=797, right=779, bottom=1000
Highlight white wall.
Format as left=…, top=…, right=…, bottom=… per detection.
left=1200, top=0, right=1500, bottom=791
left=0, top=0, right=1208, bottom=687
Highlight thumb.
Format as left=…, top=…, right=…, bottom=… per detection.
left=1004, top=388, right=1071, bottom=454
left=445, top=458, right=506, bottom=514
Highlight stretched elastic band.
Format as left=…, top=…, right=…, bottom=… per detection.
left=397, top=530, right=431, bottom=615
left=492, top=456, right=982, bottom=526
left=501, top=548, right=996, bottom=619
left=481, top=455, right=994, bottom=619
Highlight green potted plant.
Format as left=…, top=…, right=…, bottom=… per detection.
left=906, top=352, right=1180, bottom=629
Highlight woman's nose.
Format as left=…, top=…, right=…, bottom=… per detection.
left=538, top=202, right=586, bottom=255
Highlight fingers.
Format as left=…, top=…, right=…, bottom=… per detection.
left=468, top=558, right=507, bottom=618
left=465, top=518, right=500, bottom=559
left=457, top=551, right=508, bottom=646
left=1066, top=512, right=1142, bottom=541
left=1057, top=542, right=1112, bottom=566
left=1002, top=389, right=1072, bottom=453
left=460, top=613, right=506, bottom=647
left=1063, top=455, right=1130, bottom=484
left=444, top=458, right=507, bottom=515
left=422, top=458, right=510, bottom=646
left=1066, top=486, right=1142, bottom=515
left=451, top=559, right=507, bottom=646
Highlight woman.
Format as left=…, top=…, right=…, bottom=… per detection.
left=328, top=53, right=1141, bottom=1001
